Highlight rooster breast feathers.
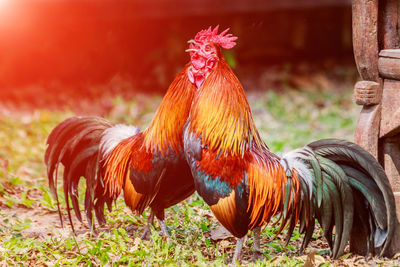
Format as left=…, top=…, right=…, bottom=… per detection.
left=183, top=128, right=285, bottom=238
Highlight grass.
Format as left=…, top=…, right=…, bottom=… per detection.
left=1, top=84, right=397, bottom=266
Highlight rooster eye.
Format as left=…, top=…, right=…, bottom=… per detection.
left=205, top=45, right=211, bottom=51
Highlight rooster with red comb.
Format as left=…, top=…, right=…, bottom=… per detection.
left=183, top=26, right=396, bottom=263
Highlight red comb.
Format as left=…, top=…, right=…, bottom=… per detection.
left=194, top=25, right=238, bottom=49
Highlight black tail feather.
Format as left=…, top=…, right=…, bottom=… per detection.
left=281, top=138, right=397, bottom=258
left=308, top=139, right=396, bottom=256
left=45, top=116, right=114, bottom=231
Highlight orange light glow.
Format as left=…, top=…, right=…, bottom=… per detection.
left=0, top=0, right=7, bottom=15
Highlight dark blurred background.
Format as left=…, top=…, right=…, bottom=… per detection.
left=0, top=0, right=355, bottom=109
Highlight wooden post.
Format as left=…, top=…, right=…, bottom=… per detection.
left=352, top=0, right=400, bottom=257
left=383, top=137, right=400, bottom=222
left=352, top=0, right=380, bottom=82
left=380, top=0, right=400, bottom=49
left=382, top=136, right=400, bottom=257
left=379, top=1, right=400, bottom=255
left=352, top=0, right=381, bottom=159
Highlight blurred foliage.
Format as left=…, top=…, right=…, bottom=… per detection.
left=223, top=50, right=238, bottom=69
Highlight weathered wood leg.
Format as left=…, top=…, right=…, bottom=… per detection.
left=382, top=137, right=400, bottom=257
left=383, top=137, right=400, bottom=221
left=352, top=0, right=400, bottom=258
left=351, top=104, right=380, bottom=256
left=354, top=104, right=381, bottom=159
left=378, top=79, right=400, bottom=256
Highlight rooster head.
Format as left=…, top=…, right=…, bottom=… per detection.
left=186, top=26, right=237, bottom=88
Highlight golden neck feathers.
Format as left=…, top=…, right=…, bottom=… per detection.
left=189, top=59, right=265, bottom=156
left=143, top=65, right=195, bottom=154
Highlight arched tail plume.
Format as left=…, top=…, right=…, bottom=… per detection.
left=45, top=116, right=139, bottom=231
left=280, top=139, right=396, bottom=258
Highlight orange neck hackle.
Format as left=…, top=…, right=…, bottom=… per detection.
left=143, top=65, right=195, bottom=154
left=103, top=65, right=195, bottom=199
left=189, top=58, right=266, bottom=157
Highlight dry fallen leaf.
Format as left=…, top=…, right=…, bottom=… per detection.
left=210, top=225, right=233, bottom=241
left=303, top=251, right=316, bottom=267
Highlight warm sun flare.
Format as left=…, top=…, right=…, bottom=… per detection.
left=0, top=0, right=9, bottom=12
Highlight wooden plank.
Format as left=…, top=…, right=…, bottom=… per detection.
left=383, top=138, right=400, bottom=259
left=5, top=0, right=351, bottom=21
left=379, top=57, right=400, bottom=80
left=398, top=0, right=400, bottom=40
left=38, top=0, right=352, bottom=12
left=351, top=103, right=380, bottom=255
left=381, top=0, right=400, bottom=49
left=19, top=0, right=351, bottom=20
left=352, top=0, right=379, bottom=81
left=354, top=104, right=381, bottom=159
left=384, top=137, right=400, bottom=196
left=379, top=49, right=400, bottom=58
left=383, top=221, right=400, bottom=257
left=380, top=79, right=400, bottom=137
left=3, top=0, right=353, bottom=24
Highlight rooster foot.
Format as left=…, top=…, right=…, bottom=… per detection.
left=157, top=219, right=174, bottom=246
left=140, top=225, right=152, bottom=241
left=252, top=227, right=263, bottom=261
left=157, top=219, right=171, bottom=239
left=252, top=250, right=264, bottom=262
left=140, top=211, right=155, bottom=240
left=231, top=236, right=245, bottom=265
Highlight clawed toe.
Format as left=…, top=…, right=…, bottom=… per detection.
left=140, top=225, right=152, bottom=241
left=253, top=250, right=264, bottom=261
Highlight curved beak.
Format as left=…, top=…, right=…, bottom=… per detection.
left=185, top=48, right=198, bottom=53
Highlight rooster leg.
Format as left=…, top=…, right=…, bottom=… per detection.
left=253, top=227, right=263, bottom=261
left=141, top=211, right=155, bottom=240
left=157, top=219, right=171, bottom=239
left=232, top=237, right=245, bottom=264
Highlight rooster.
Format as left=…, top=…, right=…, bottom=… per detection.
left=45, top=65, right=196, bottom=238
left=183, top=26, right=397, bottom=262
